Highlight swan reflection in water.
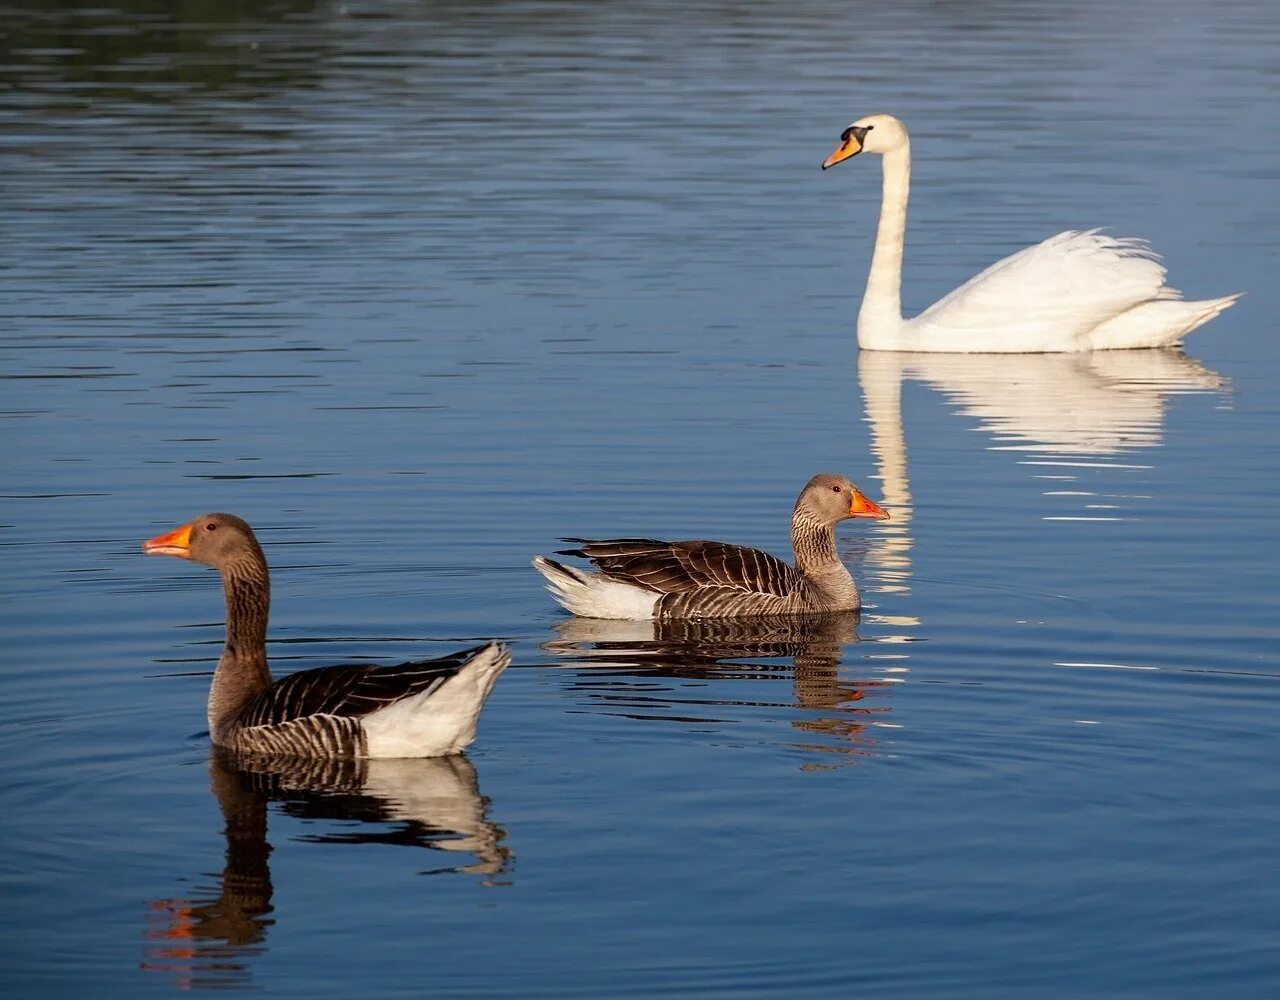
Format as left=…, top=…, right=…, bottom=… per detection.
left=543, top=613, right=895, bottom=766
left=142, top=750, right=510, bottom=988
left=857, top=348, right=1229, bottom=595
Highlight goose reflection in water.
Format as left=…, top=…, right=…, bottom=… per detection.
left=857, top=348, right=1229, bottom=595
left=543, top=613, right=893, bottom=765
left=142, top=750, right=510, bottom=989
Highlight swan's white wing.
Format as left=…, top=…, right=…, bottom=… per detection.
left=908, top=230, right=1172, bottom=352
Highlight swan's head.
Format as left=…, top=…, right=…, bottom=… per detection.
left=797, top=473, right=890, bottom=524
left=143, top=512, right=264, bottom=569
left=821, top=114, right=908, bottom=169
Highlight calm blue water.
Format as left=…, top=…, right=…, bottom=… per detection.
left=2, top=1, right=1278, bottom=995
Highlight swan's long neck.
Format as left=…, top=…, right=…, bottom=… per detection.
left=858, top=143, right=911, bottom=345
left=211, top=554, right=273, bottom=738
left=791, top=508, right=859, bottom=609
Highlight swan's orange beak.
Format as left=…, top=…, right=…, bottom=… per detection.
left=822, top=134, right=863, bottom=170
left=849, top=491, right=890, bottom=520
left=143, top=522, right=193, bottom=557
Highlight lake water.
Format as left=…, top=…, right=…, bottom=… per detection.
left=2, top=1, right=1278, bottom=995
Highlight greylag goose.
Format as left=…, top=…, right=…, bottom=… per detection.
left=533, top=474, right=888, bottom=619
left=142, top=513, right=509, bottom=758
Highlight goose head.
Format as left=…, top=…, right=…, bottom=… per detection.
left=798, top=473, right=889, bottom=524
left=822, top=114, right=908, bottom=169
left=143, top=512, right=263, bottom=569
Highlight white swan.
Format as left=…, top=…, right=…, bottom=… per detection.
left=823, top=114, right=1240, bottom=353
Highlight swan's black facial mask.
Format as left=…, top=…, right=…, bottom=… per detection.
left=822, top=125, right=874, bottom=170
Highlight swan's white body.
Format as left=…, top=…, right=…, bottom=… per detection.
left=826, top=115, right=1239, bottom=353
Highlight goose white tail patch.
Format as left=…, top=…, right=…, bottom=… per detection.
left=361, top=643, right=510, bottom=758
left=533, top=556, right=658, bottom=620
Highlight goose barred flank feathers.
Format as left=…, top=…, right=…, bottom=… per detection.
left=560, top=537, right=801, bottom=597
left=221, top=646, right=494, bottom=757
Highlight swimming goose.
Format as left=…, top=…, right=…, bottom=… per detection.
left=142, top=513, right=509, bottom=758
left=533, top=474, right=888, bottom=619
left=823, top=114, right=1240, bottom=352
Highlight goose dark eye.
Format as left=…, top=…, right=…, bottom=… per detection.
left=205, top=523, right=218, bottom=532
left=832, top=486, right=841, bottom=492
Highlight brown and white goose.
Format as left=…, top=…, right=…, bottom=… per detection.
left=143, top=513, right=509, bottom=759
left=533, top=474, right=889, bottom=620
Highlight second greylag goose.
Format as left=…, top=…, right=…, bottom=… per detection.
left=143, top=513, right=509, bottom=758
left=533, top=474, right=888, bottom=619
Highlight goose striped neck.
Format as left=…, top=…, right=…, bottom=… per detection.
left=791, top=507, right=840, bottom=572
left=211, top=555, right=273, bottom=740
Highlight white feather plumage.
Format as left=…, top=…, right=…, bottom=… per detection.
left=830, top=115, right=1240, bottom=353
left=361, top=643, right=510, bottom=758
left=532, top=556, right=659, bottom=620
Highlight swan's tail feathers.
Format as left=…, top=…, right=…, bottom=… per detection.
left=1082, top=291, right=1242, bottom=350
left=1159, top=292, right=1243, bottom=346
left=532, top=556, right=658, bottom=620
left=1191, top=291, right=1242, bottom=321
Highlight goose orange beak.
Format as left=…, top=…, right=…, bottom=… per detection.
left=849, top=492, right=889, bottom=520
left=143, top=522, right=193, bottom=557
left=822, top=136, right=863, bottom=170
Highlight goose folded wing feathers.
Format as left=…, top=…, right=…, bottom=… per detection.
left=562, top=537, right=801, bottom=598
left=235, top=644, right=490, bottom=729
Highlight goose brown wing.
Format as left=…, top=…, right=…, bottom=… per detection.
left=236, top=643, right=490, bottom=729
left=560, top=537, right=800, bottom=598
